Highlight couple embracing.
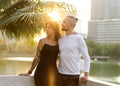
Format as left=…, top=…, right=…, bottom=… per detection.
left=19, top=16, right=90, bottom=86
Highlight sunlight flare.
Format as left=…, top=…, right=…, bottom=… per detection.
left=48, top=10, right=60, bottom=21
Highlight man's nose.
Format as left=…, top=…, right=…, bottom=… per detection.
left=46, top=28, right=49, bottom=31
left=62, top=23, right=64, bottom=26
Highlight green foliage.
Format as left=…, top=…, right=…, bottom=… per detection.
left=0, top=0, right=18, bottom=12
left=0, top=0, right=39, bottom=38
left=0, top=0, right=76, bottom=39
left=86, top=40, right=102, bottom=56
left=0, top=37, right=38, bottom=56
left=0, top=39, right=8, bottom=53
left=86, top=40, right=120, bottom=59
left=7, top=39, right=37, bottom=56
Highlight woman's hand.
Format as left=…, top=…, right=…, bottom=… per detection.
left=19, top=72, right=30, bottom=76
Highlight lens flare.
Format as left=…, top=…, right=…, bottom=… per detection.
left=48, top=10, right=60, bottom=21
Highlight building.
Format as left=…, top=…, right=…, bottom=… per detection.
left=88, top=0, right=120, bottom=43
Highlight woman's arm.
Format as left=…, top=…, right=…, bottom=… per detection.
left=19, top=39, right=44, bottom=76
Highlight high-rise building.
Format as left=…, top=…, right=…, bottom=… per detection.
left=88, top=0, right=120, bottom=43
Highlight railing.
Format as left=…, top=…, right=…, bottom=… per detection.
left=0, top=76, right=119, bottom=86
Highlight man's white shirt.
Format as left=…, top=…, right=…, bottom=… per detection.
left=58, top=34, right=90, bottom=75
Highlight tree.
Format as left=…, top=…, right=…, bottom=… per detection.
left=0, top=0, right=18, bottom=12
left=86, top=40, right=102, bottom=56
left=0, top=0, right=77, bottom=39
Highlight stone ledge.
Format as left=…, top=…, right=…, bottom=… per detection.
left=0, top=76, right=119, bottom=86
left=0, top=75, right=35, bottom=86
left=84, top=78, right=119, bottom=86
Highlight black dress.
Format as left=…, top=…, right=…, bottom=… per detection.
left=34, top=44, right=59, bottom=86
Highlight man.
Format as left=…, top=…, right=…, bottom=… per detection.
left=58, top=16, right=90, bottom=86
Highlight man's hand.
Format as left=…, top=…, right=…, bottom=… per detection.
left=80, top=72, right=89, bottom=84
left=80, top=76, right=88, bottom=84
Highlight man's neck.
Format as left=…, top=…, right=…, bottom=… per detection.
left=66, top=29, right=77, bottom=35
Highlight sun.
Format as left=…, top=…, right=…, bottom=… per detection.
left=48, top=10, right=60, bottom=21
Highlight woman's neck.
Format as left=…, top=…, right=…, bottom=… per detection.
left=46, top=35, right=57, bottom=45
left=46, top=35, right=55, bottom=41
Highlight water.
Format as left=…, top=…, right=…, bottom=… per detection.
left=90, top=60, right=120, bottom=85
left=0, top=57, right=120, bottom=85
left=0, top=57, right=32, bottom=75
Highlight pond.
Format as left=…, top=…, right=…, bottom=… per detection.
left=0, top=57, right=32, bottom=75
left=0, top=57, right=120, bottom=85
left=90, top=60, right=120, bottom=85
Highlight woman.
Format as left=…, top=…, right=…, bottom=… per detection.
left=19, top=21, right=61, bottom=86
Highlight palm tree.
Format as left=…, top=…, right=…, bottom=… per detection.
left=0, top=0, right=17, bottom=12
left=0, top=0, right=77, bottom=39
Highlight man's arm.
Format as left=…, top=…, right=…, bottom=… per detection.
left=78, top=35, right=90, bottom=83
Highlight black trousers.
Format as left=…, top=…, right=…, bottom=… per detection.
left=58, top=73, right=80, bottom=86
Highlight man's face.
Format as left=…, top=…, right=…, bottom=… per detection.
left=62, top=17, right=71, bottom=31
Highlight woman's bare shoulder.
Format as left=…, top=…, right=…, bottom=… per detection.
left=38, top=38, right=46, bottom=43
left=37, top=38, right=46, bottom=49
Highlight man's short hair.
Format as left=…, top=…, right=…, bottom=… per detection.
left=66, top=16, right=78, bottom=22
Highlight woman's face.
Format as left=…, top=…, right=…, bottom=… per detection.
left=46, top=23, right=55, bottom=36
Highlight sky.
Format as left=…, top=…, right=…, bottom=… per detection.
left=46, top=0, right=91, bottom=34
